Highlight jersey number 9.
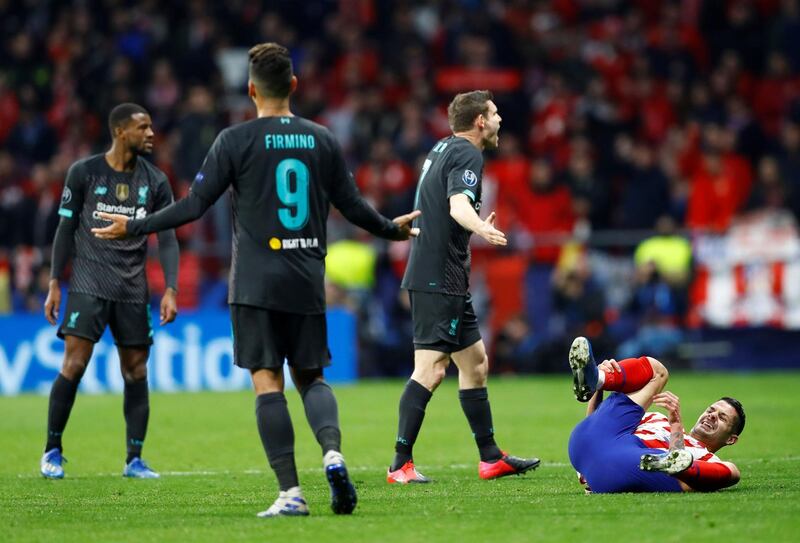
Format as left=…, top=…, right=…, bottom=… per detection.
left=276, top=158, right=310, bottom=230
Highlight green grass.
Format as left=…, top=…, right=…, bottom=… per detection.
left=2, top=373, right=799, bottom=542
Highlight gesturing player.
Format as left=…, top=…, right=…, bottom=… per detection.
left=41, top=103, right=179, bottom=480
left=92, top=43, right=419, bottom=517
left=567, top=336, right=744, bottom=493
left=387, top=91, right=539, bottom=484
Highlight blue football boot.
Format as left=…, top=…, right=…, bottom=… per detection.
left=324, top=450, right=357, bottom=515
left=40, top=448, right=66, bottom=479
left=123, top=457, right=160, bottom=479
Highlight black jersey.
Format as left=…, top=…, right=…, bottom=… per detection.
left=128, top=115, right=400, bottom=314
left=55, top=154, right=174, bottom=303
left=401, top=136, right=484, bottom=296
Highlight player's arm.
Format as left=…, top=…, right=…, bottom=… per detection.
left=446, top=148, right=506, bottom=245
left=154, top=178, right=179, bottom=325
left=449, top=194, right=507, bottom=246
left=46, top=163, right=86, bottom=325
left=93, top=133, right=233, bottom=239
left=327, top=137, right=419, bottom=240
left=651, top=391, right=685, bottom=450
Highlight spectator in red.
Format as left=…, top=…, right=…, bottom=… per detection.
left=632, top=74, right=676, bottom=145
left=516, top=158, right=574, bottom=264
left=752, top=51, right=800, bottom=138
left=529, top=74, right=576, bottom=168
left=686, top=148, right=743, bottom=232
left=355, top=138, right=415, bottom=214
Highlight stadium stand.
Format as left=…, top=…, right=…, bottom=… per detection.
left=2, top=0, right=800, bottom=372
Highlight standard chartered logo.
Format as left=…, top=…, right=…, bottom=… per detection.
left=93, top=202, right=136, bottom=220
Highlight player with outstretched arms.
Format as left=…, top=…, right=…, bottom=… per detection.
left=387, top=90, right=540, bottom=484
left=567, top=336, right=743, bottom=493
left=41, top=103, right=179, bottom=480
left=92, top=43, right=419, bottom=517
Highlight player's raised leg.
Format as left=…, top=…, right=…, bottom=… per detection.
left=387, top=349, right=449, bottom=483
left=118, top=346, right=159, bottom=478
left=451, top=339, right=540, bottom=480
left=569, top=336, right=667, bottom=408
left=293, top=368, right=357, bottom=514
left=41, top=335, right=94, bottom=479
left=252, top=368, right=308, bottom=517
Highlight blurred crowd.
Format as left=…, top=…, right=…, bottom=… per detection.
left=2, top=0, right=800, bottom=373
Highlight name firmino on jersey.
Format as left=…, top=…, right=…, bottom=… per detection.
left=265, top=134, right=316, bottom=150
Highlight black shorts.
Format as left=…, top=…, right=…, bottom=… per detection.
left=57, top=292, right=153, bottom=347
left=409, top=290, right=482, bottom=353
left=230, top=303, right=331, bottom=371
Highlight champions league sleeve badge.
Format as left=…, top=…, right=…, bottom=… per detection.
left=462, top=169, right=478, bottom=187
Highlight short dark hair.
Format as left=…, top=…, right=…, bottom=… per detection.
left=249, top=42, right=293, bottom=98
left=447, top=90, right=494, bottom=132
left=108, top=103, right=148, bottom=136
left=720, top=397, right=746, bottom=435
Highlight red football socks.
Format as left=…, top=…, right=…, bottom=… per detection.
left=676, top=461, right=735, bottom=492
left=601, top=356, right=654, bottom=393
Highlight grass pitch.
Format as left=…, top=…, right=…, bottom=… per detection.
left=2, top=373, right=799, bottom=542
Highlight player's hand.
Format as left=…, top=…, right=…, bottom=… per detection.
left=652, top=391, right=682, bottom=426
left=478, top=212, right=507, bottom=246
left=44, top=279, right=61, bottom=325
left=598, top=359, right=621, bottom=373
left=160, top=288, right=178, bottom=325
left=392, top=209, right=421, bottom=240
left=91, top=212, right=130, bottom=239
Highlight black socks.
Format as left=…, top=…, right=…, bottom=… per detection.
left=46, top=374, right=154, bottom=465
left=300, top=380, right=342, bottom=454
left=459, top=387, right=502, bottom=462
left=45, top=374, right=79, bottom=452
left=256, top=392, right=298, bottom=491
left=391, top=379, right=432, bottom=471
left=123, top=378, right=150, bottom=463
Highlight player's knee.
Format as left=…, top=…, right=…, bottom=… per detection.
left=61, top=357, right=89, bottom=381
left=122, top=363, right=148, bottom=383
left=472, top=354, right=489, bottom=385
left=413, top=364, right=446, bottom=390
left=648, top=357, right=669, bottom=384
left=293, top=369, right=324, bottom=392
left=424, top=364, right=447, bottom=389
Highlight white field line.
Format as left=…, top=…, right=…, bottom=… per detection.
left=15, top=462, right=570, bottom=479
left=13, top=456, right=798, bottom=479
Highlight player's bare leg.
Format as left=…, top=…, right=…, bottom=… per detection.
left=251, top=368, right=308, bottom=517
left=291, top=368, right=356, bottom=514
left=118, top=346, right=158, bottom=478
left=41, top=336, right=94, bottom=479
left=451, top=340, right=540, bottom=479
left=387, top=349, right=449, bottom=483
